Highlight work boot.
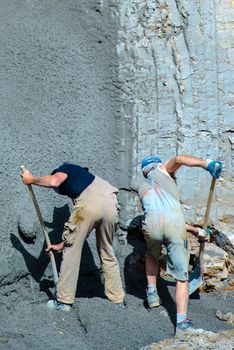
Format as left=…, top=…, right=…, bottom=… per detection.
left=47, top=300, right=72, bottom=312
left=175, top=317, right=207, bottom=338
left=146, top=289, right=160, bottom=308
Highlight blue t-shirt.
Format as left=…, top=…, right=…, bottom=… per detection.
left=51, top=163, right=95, bottom=199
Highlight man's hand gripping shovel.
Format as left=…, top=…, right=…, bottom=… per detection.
left=189, top=164, right=219, bottom=295
left=20, top=165, right=58, bottom=284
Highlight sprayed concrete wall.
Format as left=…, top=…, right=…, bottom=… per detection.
left=0, top=0, right=122, bottom=284
left=0, top=0, right=233, bottom=285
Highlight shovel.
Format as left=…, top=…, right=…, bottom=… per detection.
left=20, top=165, right=58, bottom=284
left=189, top=165, right=219, bottom=295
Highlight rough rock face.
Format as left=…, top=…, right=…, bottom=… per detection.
left=188, top=233, right=232, bottom=291
left=111, top=0, right=234, bottom=237
left=141, top=329, right=234, bottom=350
left=203, top=243, right=229, bottom=289
left=112, top=0, right=234, bottom=287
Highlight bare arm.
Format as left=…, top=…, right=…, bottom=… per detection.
left=161, top=155, right=206, bottom=175
left=186, top=224, right=209, bottom=241
left=186, top=224, right=198, bottom=236
left=20, top=171, right=68, bottom=188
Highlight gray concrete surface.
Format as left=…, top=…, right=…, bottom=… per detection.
left=0, top=0, right=124, bottom=284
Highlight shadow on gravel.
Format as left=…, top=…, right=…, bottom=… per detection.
left=76, top=241, right=105, bottom=299
left=124, top=227, right=147, bottom=300
left=157, top=277, right=176, bottom=326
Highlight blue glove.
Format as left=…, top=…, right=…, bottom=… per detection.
left=205, top=227, right=212, bottom=235
left=206, top=160, right=222, bottom=179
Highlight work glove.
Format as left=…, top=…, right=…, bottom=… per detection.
left=205, top=159, right=222, bottom=179
left=197, top=227, right=211, bottom=241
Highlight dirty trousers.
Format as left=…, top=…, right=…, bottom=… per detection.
left=56, top=177, right=125, bottom=305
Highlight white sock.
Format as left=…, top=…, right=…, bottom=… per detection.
left=176, top=313, right=186, bottom=324
left=147, top=284, right=157, bottom=294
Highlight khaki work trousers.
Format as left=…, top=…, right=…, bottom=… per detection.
left=56, top=177, right=125, bottom=305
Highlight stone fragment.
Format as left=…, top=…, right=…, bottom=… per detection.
left=140, top=329, right=234, bottom=350
left=18, top=209, right=37, bottom=240
left=216, top=310, right=234, bottom=323
left=159, top=309, right=169, bottom=318
left=203, top=243, right=229, bottom=290
left=211, top=229, right=234, bottom=257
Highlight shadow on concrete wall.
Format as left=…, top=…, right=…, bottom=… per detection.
left=11, top=204, right=105, bottom=299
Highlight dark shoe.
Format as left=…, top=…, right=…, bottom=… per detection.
left=47, top=300, right=72, bottom=312
left=146, top=289, right=160, bottom=308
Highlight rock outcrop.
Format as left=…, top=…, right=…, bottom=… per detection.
left=141, top=329, right=234, bottom=350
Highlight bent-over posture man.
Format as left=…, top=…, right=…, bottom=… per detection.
left=21, top=163, right=125, bottom=311
left=138, top=155, right=222, bottom=335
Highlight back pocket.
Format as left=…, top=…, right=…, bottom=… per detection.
left=62, top=222, right=77, bottom=246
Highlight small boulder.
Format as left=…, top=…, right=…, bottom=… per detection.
left=18, top=210, right=37, bottom=241
left=203, top=243, right=229, bottom=290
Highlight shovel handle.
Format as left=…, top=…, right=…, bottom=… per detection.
left=199, top=163, right=219, bottom=273
left=21, top=165, right=58, bottom=284
left=202, top=179, right=217, bottom=231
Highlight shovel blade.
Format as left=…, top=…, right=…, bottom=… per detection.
left=189, top=265, right=203, bottom=295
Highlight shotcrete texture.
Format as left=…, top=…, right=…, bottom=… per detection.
left=0, top=0, right=122, bottom=283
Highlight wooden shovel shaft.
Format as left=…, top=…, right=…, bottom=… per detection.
left=199, top=164, right=219, bottom=273
left=21, top=165, right=58, bottom=284
left=202, top=177, right=217, bottom=231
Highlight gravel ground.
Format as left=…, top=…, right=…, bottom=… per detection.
left=0, top=276, right=233, bottom=350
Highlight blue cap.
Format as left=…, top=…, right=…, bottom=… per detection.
left=141, top=156, right=162, bottom=169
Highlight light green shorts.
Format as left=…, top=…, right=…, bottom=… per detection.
left=143, top=212, right=190, bottom=281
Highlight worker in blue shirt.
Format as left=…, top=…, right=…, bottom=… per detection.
left=21, top=163, right=125, bottom=311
